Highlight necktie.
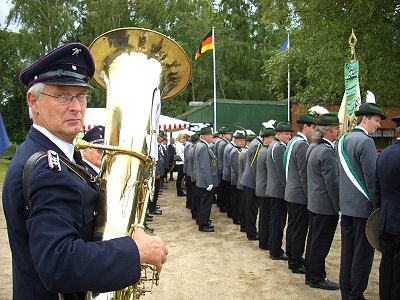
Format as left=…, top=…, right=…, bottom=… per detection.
left=73, top=150, right=85, bottom=167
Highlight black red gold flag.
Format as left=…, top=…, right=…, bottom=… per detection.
left=195, top=31, right=213, bottom=60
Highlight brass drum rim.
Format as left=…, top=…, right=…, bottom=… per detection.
left=365, top=208, right=381, bottom=252
left=89, top=27, right=192, bottom=100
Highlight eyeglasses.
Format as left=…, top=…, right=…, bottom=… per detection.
left=40, top=92, right=89, bottom=105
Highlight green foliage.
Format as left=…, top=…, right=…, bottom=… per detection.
left=1, top=0, right=399, bottom=142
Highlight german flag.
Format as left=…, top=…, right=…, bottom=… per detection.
left=195, top=31, right=213, bottom=60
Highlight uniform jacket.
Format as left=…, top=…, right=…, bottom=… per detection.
left=237, top=148, right=248, bottom=191
left=217, top=138, right=229, bottom=176
left=337, top=128, right=377, bottom=218
left=240, top=136, right=263, bottom=189
left=183, top=142, right=191, bottom=175
left=284, top=133, right=308, bottom=204
left=307, top=139, right=340, bottom=215
left=266, top=138, right=286, bottom=198
left=230, top=146, right=240, bottom=186
left=156, top=143, right=166, bottom=177
left=375, top=139, right=400, bottom=235
left=255, top=145, right=268, bottom=197
left=189, top=143, right=197, bottom=182
left=195, top=140, right=218, bottom=188
left=222, top=142, right=234, bottom=182
left=2, top=127, right=140, bottom=300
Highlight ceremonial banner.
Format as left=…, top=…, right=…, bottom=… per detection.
left=344, top=60, right=359, bottom=116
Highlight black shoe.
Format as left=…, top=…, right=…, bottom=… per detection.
left=292, top=266, right=306, bottom=274
left=259, top=245, right=269, bottom=250
left=247, top=235, right=259, bottom=241
left=146, top=214, right=153, bottom=219
left=309, top=279, right=339, bottom=290
left=270, top=253, right=289, bottom=260
left=199, top=226, right=215, bottom=232
left=192, top=215, right=197, bottom=220
left=156, top=205, right=160, bottom=209
left=232, top=219, right=240, bottom=225
left=145, top=216, right=153, bottom=222
left=305, top=280, right=310, bottom=286
left=148, top=209, right=162, bottom=215
left=177, top=193, right=186, bottom=197
left=240, top=227, right=246, bottom=232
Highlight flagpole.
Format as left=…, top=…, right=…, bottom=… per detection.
left=212, top=27, right=217, bottom=132
left=287, top=33, right=290, bottom=123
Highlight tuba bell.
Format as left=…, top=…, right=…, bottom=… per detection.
left=76, top=27, right=191, bottom=299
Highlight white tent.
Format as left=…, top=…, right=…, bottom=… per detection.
left=83, top=108, right=189, bottom=133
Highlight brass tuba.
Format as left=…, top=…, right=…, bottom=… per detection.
left=76, top=28, right=191, bottom=299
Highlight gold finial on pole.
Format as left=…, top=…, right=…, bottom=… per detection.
left=348, top=29, right=357, bottom=61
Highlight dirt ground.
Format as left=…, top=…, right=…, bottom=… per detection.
left=0, top=181, right=380, bottom=300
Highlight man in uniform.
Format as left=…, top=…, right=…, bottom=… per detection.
left=266, top=122, right=292, bottom=259
left=255, top=124, right=276, bottom=251
left=189, top=133, right=200, bottom=220
left=149, top=132, right=166, bottom=215
left=375, top=115, right=400, bottom=299
left=283, top=113, right=317, bottom=273
left=305, top=113, right=341, bottom=290
left=216, top=126, right=232, bottom=212
left=222, top=134, right=235, bottom=219
left=229, top=130, right=246, bottom=225
left=2, top=43, right=167, bottom=299
left=183, top=136, right=192, bottom=208
left=81, top=125, right=105, bottom=176
left=195, top=127, right=218, bottom=232
left=337, top=102, right=386, bottom=300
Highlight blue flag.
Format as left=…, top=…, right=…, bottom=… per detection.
left=0, top=112, right=10, bottom=156
left=281, top=38, right=289, bottom=52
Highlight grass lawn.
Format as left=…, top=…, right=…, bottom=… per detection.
left=0, top=144, right=17, bottom=184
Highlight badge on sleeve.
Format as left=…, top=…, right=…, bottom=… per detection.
left=47, top=150, right=62, bottom=171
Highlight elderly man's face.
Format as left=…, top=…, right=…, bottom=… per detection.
left=28, top=84, right=88, bottom=143
left=83, top=148, right=103, bottom=168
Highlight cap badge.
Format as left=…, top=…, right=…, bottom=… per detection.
left=71, top=48, right=81, bottom=56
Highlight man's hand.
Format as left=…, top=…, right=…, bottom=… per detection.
left=132, top=227, right=168, bottom=272
left=206, top=184, right=213, bottom=191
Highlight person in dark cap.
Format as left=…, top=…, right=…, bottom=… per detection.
left=195, top=127, right=218, bottom=232
left=375, top=115, right=400, bottom=299
left=81, top=125, right=105, bottom=176
left=266, top=122, right=293, bottom=259
left=283, top=113, right=317, bottom=274
left=2, top=43, right=167, bottom=300
left=255, top=124, right=276, bottom=251
left=305, top=113, right=341, bottom=290
left=337, top=102, right=386, bottom=299
left=392, top=115, right=400, bottom=139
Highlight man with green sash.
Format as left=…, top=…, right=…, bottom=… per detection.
left=266, top=122, right=293, bottom=260
left=337, top=102, right=386, bottom=299
left=283, top=113, right=317, bottom=274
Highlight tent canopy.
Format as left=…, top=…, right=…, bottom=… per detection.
left=83, top=108, right=189, bottom=133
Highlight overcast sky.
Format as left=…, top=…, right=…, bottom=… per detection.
left=0, top=0, right=16, bottom=30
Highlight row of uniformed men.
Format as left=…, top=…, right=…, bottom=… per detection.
left=181, top=101, right=388, bottom=299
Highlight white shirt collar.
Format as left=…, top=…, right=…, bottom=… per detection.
left=355, top=126, right=369, bottom=135
left=83, top=158, right=100, bottom=174
left=322, top=137, right=335, bottom=149
left=200, top=139, right=210, bottom=146
left=296, top=132, right=308, bottom=142
left=33, top=123, right=75, bottom=161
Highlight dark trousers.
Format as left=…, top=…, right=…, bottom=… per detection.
left=379, top=231, right=400, bottom=300
left=185, top=175, right=193, bottom=208
left=149, top=178, right=161, bottom=211
left=217, top=175, right=226, bottom=211
left=231, top=186, right=241, bottom=223
left=287, top=202, right=308, bottom=270
left=269, top=197, right=287, bottom=257
left=176, top=164, right=184, bottom=195
left=222, top=180, right=232, bottom=218
left=191, top=182, right=198, bottom=219
left=239, top=189, right=246, bottom=231
left=258, top=197, right=271, bottom=249
left=304, top=211, right=338, bottom=284
left=340, top=215, right=374, bottom=300
left=198, top=187, right=214, bottom=227
left=244, top=186, right=260, bottom=239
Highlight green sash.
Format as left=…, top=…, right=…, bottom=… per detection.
left=337, top=132, right=371, bottom=202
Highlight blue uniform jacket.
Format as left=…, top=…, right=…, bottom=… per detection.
left=2, top=127, right=140, bottom=300
left=376, top=139, right=400, bottom=236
